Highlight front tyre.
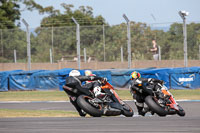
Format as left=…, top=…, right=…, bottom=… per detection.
left=122, top=102, right=134, bottom=117
left=77, top=95, right=103, bottom=117
left=177, top=105, right=185, bottom=117
left=145, top=96, right=167, bottom=116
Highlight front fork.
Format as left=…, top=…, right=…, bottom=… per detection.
left=155, top=91, right=179, bottom=112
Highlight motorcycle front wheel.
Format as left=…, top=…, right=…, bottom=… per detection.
left=145, top=95, right=167, bottom=116
left=122, top=102, right=134, bottom=117
left=77, top=95, right=103, bottom=117
left=177, top=105, right=185, bottom=117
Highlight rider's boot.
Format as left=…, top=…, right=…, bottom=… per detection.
left=135, top=102, right=146, bottom=116
left=141, top=107, right=154, bottom=116
left=69, top=96, right=86, bottom=117
left=138, top=107, right=150, bottom=116
left=78, top=110, right=87, bottom=117
left=138, top=108, right=145, bottom=116
left=151, top=111, right=155, bottom=115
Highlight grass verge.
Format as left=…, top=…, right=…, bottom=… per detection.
left=0, top=109, right=79, bottom=118
left=0, top=89, right=200, bottom=101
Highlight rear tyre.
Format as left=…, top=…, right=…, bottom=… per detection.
left=77, top=95, right=103, bottom=117
left=122, top=102, right=134, bottom=117
left=145, top=96, right=167, bottom=116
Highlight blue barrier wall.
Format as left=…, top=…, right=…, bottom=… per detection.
left=109, top=68, right=167, bottom=88
left=92, top=70, right=112, bottom=84
left=58, top=68, right=73, bottom=90
left=168, top=67, right=200, bottom=89
left=9, top=70, right=46, bottom=91
left=0, top=70, right=23, bottom=91
left=28, top=69, right=69, bottom=90
left=109, top=67, right=200, bottom=89
left=1, top=67, right=200, bottom=91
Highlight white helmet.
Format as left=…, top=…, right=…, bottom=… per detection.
left=85, top=70, right=92, bottom=76
left=69, top=70, right=81, bottom=77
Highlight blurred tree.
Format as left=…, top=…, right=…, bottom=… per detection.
left=35, top=4, right=106, bottom=62
left=0, top=0, right=20, bottom=29
left=40, top=4, right=105, bottom=27
left=0, top=0, right=58, bottom=29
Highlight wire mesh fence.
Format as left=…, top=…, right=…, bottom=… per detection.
left=0, top=22, right=200, bottom=63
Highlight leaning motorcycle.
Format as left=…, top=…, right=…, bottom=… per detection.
left=140, top=81, right=185, bottom=117
left=64, top=81, right=133, bottom=117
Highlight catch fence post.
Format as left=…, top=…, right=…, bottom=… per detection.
left=123, top=14, right=131, bottom=69
left=72, top=17, right=81, bottom=69
left=22, top=19, right=31, bottom=71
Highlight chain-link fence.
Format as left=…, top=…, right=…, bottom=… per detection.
left=0, top=22, right=200, bottom=63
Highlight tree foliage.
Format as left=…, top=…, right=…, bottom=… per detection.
left=40, top=4, right=105, bottom=27
left=0, top=0, right=20, bottom=29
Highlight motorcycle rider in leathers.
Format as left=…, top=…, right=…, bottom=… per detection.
left=64, top=70, right=106, bottom=117
left=84, top=70, right=107, bottom=98
left=129, top=71, right=164, bottom=116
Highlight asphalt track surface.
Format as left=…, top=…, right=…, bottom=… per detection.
left=0, top=101, right=200, bottom=133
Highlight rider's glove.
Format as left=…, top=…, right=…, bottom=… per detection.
left=101, top=77, right=107, bottom=82
left=100, top=78, right=107, bottom=85
left=133, top=86, right=143, bottom=93
left=160, top=80, right=164, bottom=85
left=138, top=89, right=143, bottom=93
left=148, top=78, right=154, bottom=84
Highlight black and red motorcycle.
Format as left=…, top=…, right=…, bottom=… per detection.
left=64, top=81, right=133, bottom=117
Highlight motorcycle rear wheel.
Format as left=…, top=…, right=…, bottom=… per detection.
left=77, top=95, right=103, bottom=117
left=145, top=96, right=167, bottom=116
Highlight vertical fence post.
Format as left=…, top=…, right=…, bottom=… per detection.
left=183, top=17, right=188, bottom=67
left=51, top=26, right=54, bottom=63
left=103, top=24, right=106, bottom=62
left=121, top=46, right=124, bottom=62
left=22, top=19, right=31, bottom=71
left=72, top=17, right=81, bottom=69
left=14, top=49, right=17, bottom=63
left=123, top=14, right=131, bottom=69
left=84, top=48, right=87, bottom=63
left=199, top=44, right=200, bottom=60
left=50, top=48, right=52, bottom=64
left=1, top=29, right=3, bottom=57
left=179, top=11, right=189, bottom=67
left=158, top=45, right=161, bottom=61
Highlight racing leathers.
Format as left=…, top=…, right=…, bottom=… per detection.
left=64, top=75, right=105, bottom=116
left=129, top=78, right=163, bottom=116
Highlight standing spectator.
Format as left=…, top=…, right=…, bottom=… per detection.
left=150, top=39, right=159, bottom=60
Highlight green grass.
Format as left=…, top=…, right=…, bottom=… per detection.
left=169, top=89, right=200, bottom=100
left=0, top=91, right=68, bottom=101
left=0, top=109, right=80, bottom=118
left=0, top=89, right=200, bottom=101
